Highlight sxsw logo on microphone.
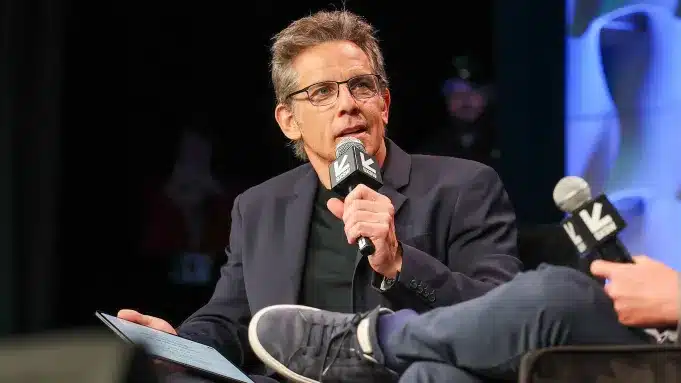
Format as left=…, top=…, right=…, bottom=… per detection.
left=359, top=152, right=378, bottom=178
left=562, top=221, right=586, bottom=252
left=578, top=201, right=617, bottom=240
left=333, top=153, right=352, bottom=183
left=560, top=194, right=626, bottom=255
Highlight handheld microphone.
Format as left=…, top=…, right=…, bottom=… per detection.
left=552, top=176, right=633, bottom=263
left=329, top=137, right=383, bottom=256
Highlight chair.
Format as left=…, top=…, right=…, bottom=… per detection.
left=519, top=344, right=681, bottom=382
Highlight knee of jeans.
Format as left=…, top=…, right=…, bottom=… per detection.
left=515, top=265, right=606, bottom=310
left=528, top=264, right=593, bottom=286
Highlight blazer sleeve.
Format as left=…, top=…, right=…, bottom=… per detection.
left=373, top=165, right=522, bottom=312
left=176, top=194, right=254, bottom=368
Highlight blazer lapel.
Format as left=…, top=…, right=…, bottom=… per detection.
left=379, top=185, right=407, bottom=217
left=275, top=167, right=318, bottom=304
left=378, top=138, right=411, bottom=215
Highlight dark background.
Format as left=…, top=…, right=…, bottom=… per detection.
left=1, top=0, right=564, bottom=336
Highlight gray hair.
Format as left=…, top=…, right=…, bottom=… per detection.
left=270, top=10, right=389, bottom=161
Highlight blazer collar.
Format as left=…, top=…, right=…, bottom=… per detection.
left=377, top=138, right=410, bottom=215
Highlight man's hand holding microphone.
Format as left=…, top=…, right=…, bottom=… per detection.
left=327, top=183, right=402, bottom=278
left=328, top=137, right=402, bottom=279
left=591, top=256, right=680, bottom=328
left=554, top=176, right=681, bottom=330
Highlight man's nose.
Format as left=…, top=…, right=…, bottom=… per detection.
left=336, top=84, right=359, bottom=111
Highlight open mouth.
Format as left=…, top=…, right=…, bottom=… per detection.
left=337, top=126, right=368, bottom=138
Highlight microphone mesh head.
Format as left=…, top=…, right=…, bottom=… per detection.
left=553, top=176, right=592, bottom=213
left=335, top=137, right=365, bottom=158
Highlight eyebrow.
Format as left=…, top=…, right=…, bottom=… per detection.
left=302, top=72, right=374, bottom=87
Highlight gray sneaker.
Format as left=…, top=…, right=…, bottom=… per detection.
left=248, top=304, right=398, bottom=383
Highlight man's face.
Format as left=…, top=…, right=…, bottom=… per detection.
left=275, top=41, right=390, bottom=165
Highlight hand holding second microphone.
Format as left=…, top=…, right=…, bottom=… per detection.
left=327, top=183, right=402, bottom=278
left=590, top=255, right=680, bottom=328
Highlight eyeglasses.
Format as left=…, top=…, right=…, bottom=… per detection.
left=285, top=74, right=384, bottom=106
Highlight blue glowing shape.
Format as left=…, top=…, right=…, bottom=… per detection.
left=566, top=0, right=681, bottom=268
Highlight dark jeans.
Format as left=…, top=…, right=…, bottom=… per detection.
left=384, top=264, right=653, bottom=383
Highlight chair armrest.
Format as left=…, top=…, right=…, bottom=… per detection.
left=519, top=344, right=681, bottom=383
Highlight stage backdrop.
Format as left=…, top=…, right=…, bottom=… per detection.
left=565, top=0, right=681, bottom=269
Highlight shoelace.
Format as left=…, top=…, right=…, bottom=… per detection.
left=317, top=312, right=368, bottom=382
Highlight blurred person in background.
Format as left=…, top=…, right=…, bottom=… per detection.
left=139, top=129, right=232, bottom=321
left=416, top=57, right=500, bottom=169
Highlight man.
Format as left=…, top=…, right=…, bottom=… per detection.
left=416, top=64, right=500, bottom=169
left=117, top=9, right=521, bottom=379
left=248, top=256, right=681, bottom=382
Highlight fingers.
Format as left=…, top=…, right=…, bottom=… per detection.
left=117, top=309, right=175, bottom=334
left=590, top=260, right=624, bottom=279
left=344, top=210, right=391, bottom=231
left=328, top=186, right=394, bottom=223
left=345, top=184, right=390, bottom=205
left=603, top=280, right=616, bottom=298
left=343, top=200, right=393, bottom=243
left=343, top=199, right=394, bottom=222
left=328, top=185, right=394, bottom=244
left=346, top=221, right=390, bottom=244
left=591, top=254, right=652, bottom=278
left=117, top=309, right=145, bottom=323
left=631, top=255, right=651, bottom=263
left=327, top=198, right=344, bottom=219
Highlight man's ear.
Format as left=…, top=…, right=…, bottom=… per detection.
left=380, top=88, right=391, bottom=126
left=275, top=103, right=302, bottom=140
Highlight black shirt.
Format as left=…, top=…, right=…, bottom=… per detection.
left=299, top=183, right=358, bottom=312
